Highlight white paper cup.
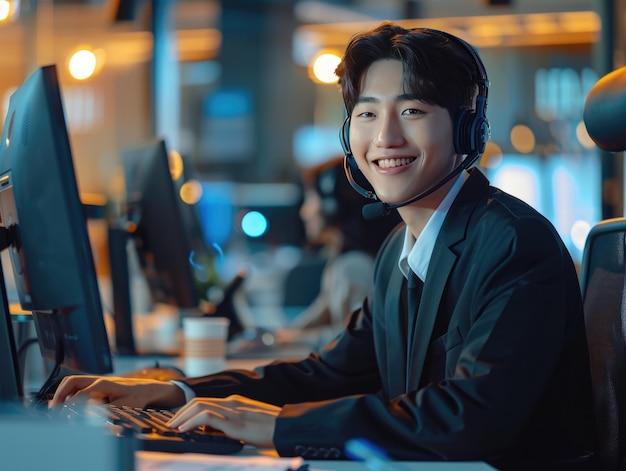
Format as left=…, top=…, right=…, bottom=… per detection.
left=182, top=316, right=230, bottom=377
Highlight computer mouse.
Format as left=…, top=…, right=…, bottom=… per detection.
left=227, top=327, right=277, bottom=356
left=120, top=366, right=186, bottom=381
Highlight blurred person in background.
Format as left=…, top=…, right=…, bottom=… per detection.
left=277, top=156, right=401, bottom=347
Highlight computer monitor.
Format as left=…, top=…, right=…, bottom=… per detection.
left=108, top=138, right=199, bottom=355
left=0, top=64, right=113, bottom=400
left=123, top=138, right=199, bottom=309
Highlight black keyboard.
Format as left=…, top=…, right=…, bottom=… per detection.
left=58, top=403, right=245, bottom=455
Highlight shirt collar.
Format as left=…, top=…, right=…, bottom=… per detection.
left=399, top=170, right=469, bottom=281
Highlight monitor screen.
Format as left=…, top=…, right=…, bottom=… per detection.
left=122, top=138, right=199, bottom=310
left=0, top=64, right=113, bottom=398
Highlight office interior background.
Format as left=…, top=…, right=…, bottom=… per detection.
left=0, top=0, right=624, bottom=324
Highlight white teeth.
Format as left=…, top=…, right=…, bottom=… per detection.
left=377, top=157, right=415, bottom=168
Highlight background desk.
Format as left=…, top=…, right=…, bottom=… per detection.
left=113, top=346, right=310, bottom=377
left=113, top=354, right=273, bottom=376
left=136, top=449, right=499, bottom=471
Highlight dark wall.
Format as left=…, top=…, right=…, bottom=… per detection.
left=209, top=0, right=316, bottom=183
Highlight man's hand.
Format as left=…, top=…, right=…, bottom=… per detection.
left=50, top=375, right=186, bottom=409
left=167, top=394, right=281, bottom=449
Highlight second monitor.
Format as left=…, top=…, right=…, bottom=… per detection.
left=109, top=138, right=200, bottom=355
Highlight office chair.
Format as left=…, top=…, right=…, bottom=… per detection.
left=579, top=218, right=626, bottom=471
left=582, top=64, right=626, bottom=471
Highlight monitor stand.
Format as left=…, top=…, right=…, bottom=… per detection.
left=107, top=224, right=137, bottom=355
left=108, top=224, right=184, bottom=357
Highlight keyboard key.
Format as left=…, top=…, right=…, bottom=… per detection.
left=101, top=405, right=244, bottom=454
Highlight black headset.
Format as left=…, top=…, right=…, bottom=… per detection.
left=340, top=28, right=491, bottom=216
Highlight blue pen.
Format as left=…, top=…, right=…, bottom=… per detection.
left=345, top=438, right=406, bottom=471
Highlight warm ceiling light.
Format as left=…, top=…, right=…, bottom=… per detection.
left=0, top=1, right=11, bottom=21
left=480, top=141, right=503, bottom=169
left=168, top=149, right=184, bottom=181
left=510, top=124, right=536, bottom=154
left=523, top=14, right=557, bottom=36
left=576, top=120, right=595, bottom=149
left=179, top=180, right=203, bottom=205
left=69, top=49, right=98, bottom=80
left=311, top=51, right=341, bottom=84
left=295, top=11, right=600, bottom=50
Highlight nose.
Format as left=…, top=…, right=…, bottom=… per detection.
left=374, top=113, right=405, bottom=148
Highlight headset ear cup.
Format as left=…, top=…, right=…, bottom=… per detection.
left=454, top=109, right=474, bottom=155
left=475, top=116, right=491, bottom=155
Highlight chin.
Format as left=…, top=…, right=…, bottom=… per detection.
left=375, top=191, right=412, bottom=205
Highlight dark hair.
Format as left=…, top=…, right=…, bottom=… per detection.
left=303, top=157, right=401, bottom=255
left=336, top=22, right=480, bottom=124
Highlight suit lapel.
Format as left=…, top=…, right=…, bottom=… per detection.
left=405, top=242, right=456, bottom=390
left=404, top=168, right=489, bottom=391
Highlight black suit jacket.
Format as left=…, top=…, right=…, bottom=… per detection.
left=182, top=169, right=596, bottom=467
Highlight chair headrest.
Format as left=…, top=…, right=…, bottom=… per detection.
left=584, top=66, right=626, bottom=152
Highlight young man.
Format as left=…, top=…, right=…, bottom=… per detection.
left=52, top=22, right=596, bottom=470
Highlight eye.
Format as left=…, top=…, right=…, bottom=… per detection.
left=402, top=108, right=425, bottom=116
left=352, top=102, right=376, bottom=119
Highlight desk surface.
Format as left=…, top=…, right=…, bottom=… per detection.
left=113, top=340, right=313, bottom=377
left=136, top=449, right=498, bottom=471
left=300, top=463, right=496, bottom=471
left=113, top=353, right=290, bottom=377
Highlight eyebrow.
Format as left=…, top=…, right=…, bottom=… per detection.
left=355, top=93, right=424, bottom=105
